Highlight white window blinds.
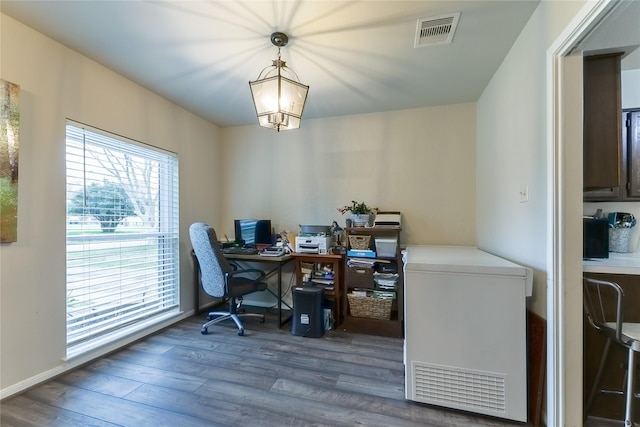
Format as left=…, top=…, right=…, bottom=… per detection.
left=65, top=122, right=179, bottom=353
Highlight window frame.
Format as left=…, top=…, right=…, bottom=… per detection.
left=65, top=120, right=180, bottom=357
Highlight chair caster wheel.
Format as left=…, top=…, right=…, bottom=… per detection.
left=237, top=329, right=244, bottom=336
left=201, top=328, right=208, bottom=335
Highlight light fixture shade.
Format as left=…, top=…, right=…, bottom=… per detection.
left=250, top=71, right=309, bottom=132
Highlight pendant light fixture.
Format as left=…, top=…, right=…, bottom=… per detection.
left=249, top=32, right=309, bottom=132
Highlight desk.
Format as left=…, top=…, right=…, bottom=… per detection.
left=222, top=253, right=293, bottom=328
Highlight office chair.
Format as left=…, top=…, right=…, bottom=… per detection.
left=583, top=277, right=640, bottom=426
left=189, top=222, right=268, bottom=336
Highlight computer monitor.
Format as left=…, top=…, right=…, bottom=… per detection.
left=234, top=219, right=272, bottom=247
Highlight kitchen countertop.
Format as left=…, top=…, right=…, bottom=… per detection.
left=583, top=252, right=640, bottom=275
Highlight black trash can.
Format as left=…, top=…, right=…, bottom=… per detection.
left=291, top=286, right=325, bottom=338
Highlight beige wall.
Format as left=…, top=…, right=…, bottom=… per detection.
left=622, top=69, right=640, bottom=108
left=0, top=14, right=222, bottom=396
left=219, top=105, right=478, bottom=309
left=476, top=0, right=585, bottom=317
left=220, top=104, right=477, bottom=247
left=476, top=1, right=588, bottom=425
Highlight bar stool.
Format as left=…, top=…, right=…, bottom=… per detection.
left=583, top=277, right=640, bottom=426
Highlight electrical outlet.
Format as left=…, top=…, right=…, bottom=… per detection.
left=519, top=185, right=529, bottom=203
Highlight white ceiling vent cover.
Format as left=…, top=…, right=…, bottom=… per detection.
left=414, top=12, right=461, bottom=47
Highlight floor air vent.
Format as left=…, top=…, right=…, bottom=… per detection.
left=412, top=361, right=506, bottom=415
left=414, top=13, right=460, bottom=47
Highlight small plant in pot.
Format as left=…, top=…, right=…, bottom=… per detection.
left=338, top=200, right=377, bottom=227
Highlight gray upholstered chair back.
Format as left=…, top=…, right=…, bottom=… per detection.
left=189, top=222, right=234, bottom=298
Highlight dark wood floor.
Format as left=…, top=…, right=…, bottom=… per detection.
left=0, top=309, right=616, bottom=426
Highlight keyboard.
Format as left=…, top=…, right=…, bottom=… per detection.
left=222, top=247, right=258, bottom=255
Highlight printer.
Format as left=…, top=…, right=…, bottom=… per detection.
left=295, top=235, right=332, bottom=254
left=373, top=212, right=401, bottom=228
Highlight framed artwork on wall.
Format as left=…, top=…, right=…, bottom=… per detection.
left=0, top=79, right=20, bottom=243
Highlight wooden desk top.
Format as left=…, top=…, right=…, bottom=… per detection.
left=291, top=253, right=344, bottom=260
left=222, top=252, right=292, bottom=263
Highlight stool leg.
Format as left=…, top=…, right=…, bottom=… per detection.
left=588, top=337, right=612, bottom=413
left=624, top=347, right=636, bottom=427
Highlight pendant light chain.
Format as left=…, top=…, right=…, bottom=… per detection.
left=277, top=46, right=282, bottom=114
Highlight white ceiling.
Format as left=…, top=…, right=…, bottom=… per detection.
left=2, top=1, right=548, bottom=127
left=5, top=0, right=634, bottom=130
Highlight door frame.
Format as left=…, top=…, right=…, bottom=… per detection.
left=547, top=0, right=619, bottom=425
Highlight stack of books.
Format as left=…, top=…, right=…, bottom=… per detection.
left=373, top=271, right=398, bottom=300
left=310, top=269, right=335, bottom=290
left=347, top=249, right=376, bottom=258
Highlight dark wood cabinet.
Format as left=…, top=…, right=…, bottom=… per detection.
left=341, top=227, right=404, bottom=338
left=626, top=110, right=640, bottom=198
left=585, top=109, right=640, bottom=201
left=291, top=253, right=344, bottom=328
left=583, top=272, right=640, bottom=423
left=583, top=53, right=622, bottom=193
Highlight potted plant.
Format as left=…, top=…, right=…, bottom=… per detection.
left=338, top=200, right=377, bottom=227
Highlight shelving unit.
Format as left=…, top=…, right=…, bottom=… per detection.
left=342, top=226, right=403, bottom=338
left=291, top=253, right=344, bottom=328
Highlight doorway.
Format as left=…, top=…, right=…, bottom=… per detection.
left=550, top=1, right=639, bottom=425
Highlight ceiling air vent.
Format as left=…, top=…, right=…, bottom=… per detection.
left=414, top=12, right=461, bottom=48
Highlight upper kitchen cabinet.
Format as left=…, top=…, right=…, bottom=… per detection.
left=627, top=110, right=640, bottom=198
left=583, top=53, right=623, bottom=200
left=585, top=109, right=640, bottom=201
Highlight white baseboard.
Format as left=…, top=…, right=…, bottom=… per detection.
left=0, top=310, right=194, bottom=400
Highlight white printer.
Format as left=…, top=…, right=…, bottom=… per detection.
left=295, top=235, right=332, bottom=254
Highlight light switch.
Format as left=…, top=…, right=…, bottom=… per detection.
left=519, top=185, right=529, bottom=203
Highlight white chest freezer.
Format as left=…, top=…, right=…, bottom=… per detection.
left=403, top=245, right=532, bottom=422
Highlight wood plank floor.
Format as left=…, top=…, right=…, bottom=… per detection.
left=0, top=310, right=620, bottom=426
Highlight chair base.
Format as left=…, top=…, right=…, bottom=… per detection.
left=201, top=310, right=265, bottom=336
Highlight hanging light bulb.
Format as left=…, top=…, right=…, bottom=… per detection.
left=249, top=32, right=309, bottom=132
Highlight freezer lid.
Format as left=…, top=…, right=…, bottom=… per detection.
left=403, top=245, right=533, bottom=296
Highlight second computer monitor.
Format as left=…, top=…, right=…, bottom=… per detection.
left=234, top=219, right=272, bottom=247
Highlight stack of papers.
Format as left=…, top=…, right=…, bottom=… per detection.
left=374, top=272, right=399, bottom=290
left=347, top=258, right=376, bottom=268
left=347, top=257, right=392, bottom=268
left=310, top=278, right=334, bottom=290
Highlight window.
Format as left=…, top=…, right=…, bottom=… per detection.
left=65, top=121, right=179, bottom=356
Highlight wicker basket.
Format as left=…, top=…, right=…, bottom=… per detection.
left=348, top=293, right=392, bottom=320
left=349, top=235, right=371, bottom=250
